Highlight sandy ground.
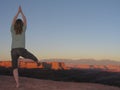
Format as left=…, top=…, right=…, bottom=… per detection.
left=0, top=75, right=120, bottom=90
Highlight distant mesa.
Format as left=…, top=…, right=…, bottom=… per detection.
left=0, top=60, right=68, bottom=70
left=68, top=64, right=120, bottom=72
left=0, top=60, right=120, bottom=72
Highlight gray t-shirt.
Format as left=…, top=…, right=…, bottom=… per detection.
left=11, top=25, right=26, bottom=49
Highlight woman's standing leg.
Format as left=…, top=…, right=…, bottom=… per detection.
left=11, top=49, right=20, bottom=88
left=13, top=68, right=19, bottom=88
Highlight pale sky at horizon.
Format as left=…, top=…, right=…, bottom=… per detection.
left=0, top=0, right=120, bottom=61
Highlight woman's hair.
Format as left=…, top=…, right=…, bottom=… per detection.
left=14, top=19, right=24, bottom=34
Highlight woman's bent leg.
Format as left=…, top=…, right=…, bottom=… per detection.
left=20, top=48, right=41, bottom=66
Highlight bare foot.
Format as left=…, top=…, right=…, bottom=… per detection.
left=16, top=83, right=20, bottom=88
left=37, top=61, right=41, bottom=66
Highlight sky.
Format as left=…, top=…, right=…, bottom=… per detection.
left=0, top=0, right=120, bottom=61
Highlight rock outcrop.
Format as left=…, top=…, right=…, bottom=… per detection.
left=0, top=61, right=68, bottom=70
left=0, top=60, right=120, bottom=72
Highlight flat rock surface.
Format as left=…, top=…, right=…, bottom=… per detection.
left=0, top=75, right=120, bottom=90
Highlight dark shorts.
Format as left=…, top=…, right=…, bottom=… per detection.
left=11, top=48, right=38, bottom=69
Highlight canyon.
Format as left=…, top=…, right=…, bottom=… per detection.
left=0, top=60, right=120, bottom=72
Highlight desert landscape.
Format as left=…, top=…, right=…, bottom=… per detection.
left=0, top=60, right=120, bottom=90
left=1, top=0, right=120, bottom=90
left=0, top=59, right=120, bottom=72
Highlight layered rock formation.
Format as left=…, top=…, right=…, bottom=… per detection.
left=67, top=64, right=120, bottom=72
left=0, top=60, right=120, bottom=72
left=0, top=61, right=68, bottom=70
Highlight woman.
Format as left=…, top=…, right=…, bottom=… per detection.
left=11, top=6, right=40, bottom=88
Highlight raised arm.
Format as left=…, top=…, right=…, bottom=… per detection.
left=12, top=7, right=20, bottom=26
left=19, top=6, right=27, bottom=26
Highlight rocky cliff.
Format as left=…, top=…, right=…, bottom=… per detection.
left=0, top=61, right=68, bottom=70
left=0, top=61, right=120, bottom=72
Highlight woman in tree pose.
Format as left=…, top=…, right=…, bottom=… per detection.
left=11, top=6, right=40, bottom=88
